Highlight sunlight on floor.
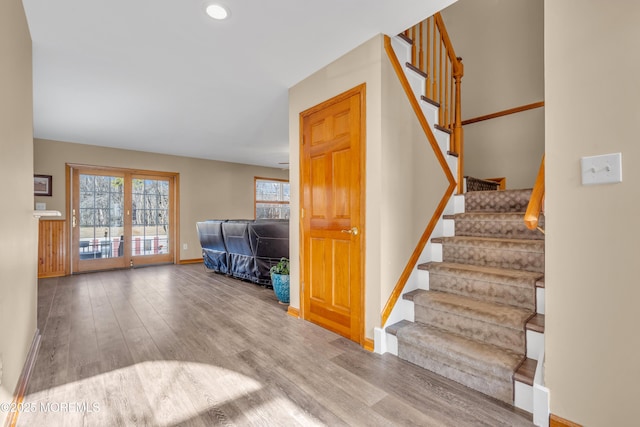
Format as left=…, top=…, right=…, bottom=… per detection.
left=18, top=360, right=318, bottom=426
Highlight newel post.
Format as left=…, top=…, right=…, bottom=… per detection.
left=453, top=58, right=464, bottom=194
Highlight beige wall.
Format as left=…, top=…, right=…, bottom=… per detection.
left=545, top=0, right=640, bottom=425
left=380, top=47, right=450, bottom=307
left=0, top=0, right=37, bottom=418
left=34, top=139, right=288, bottom=261
left=289, top=35, right=384, bottom=338
left=289, top=34, right=449, bottom=339
left=441, top=0, right=544, bottom=189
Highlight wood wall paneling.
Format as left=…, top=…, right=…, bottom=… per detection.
left=38, top=219, right=67, bottom=278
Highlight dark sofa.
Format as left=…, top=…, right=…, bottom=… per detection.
left=196, top=219, right=289, bottom=286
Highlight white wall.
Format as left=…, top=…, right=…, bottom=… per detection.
left=545, top=1, right=640, bottom=425
left=0, top=0, right=37, bottom=419
left=441, top=0, right=544, bottom=189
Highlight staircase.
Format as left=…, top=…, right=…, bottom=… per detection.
left=383, top=27, right=547, bottom=415
left=387, top=189, right=545, bottom=409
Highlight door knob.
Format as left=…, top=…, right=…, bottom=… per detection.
left=340, top=227, right=359, bottom=236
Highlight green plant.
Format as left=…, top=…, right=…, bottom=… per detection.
left=270, top=257, right=290, bottom=275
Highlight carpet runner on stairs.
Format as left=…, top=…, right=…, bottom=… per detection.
left=391, top=188, right=544, bottom=405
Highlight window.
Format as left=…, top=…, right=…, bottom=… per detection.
left=255, top=177, right=290, bottom=219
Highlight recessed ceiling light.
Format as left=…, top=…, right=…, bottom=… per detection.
left=206, top=4, right=229, bottom=20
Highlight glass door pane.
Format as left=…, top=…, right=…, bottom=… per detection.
left=78, top=174, right=125, bottom=263
left=72, top=166, right=175, bottom=272
left=131, top=177, right=170, bottom=257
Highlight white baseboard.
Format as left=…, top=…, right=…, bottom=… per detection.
left=374, top=327, right=386, bottom=354
left=386, top=333, right=398, bottom=356
left=526, top=330, right=544, bottom=359
left=533, top=348, right=549, bottom=427
left=373, top=327, right=400, bottom=356
left=454, top=194, right=465, bottom=213
left=431, top=243, right=443, bottom=262
left=536, top=287, right=545, bottom=314
left=533, top=382, right=550, bottom=427
left=443, top=218, right=455, bottom=236
left=514, top=381, right=533, bottom=413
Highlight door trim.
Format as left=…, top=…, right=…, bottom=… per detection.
left=66, top=163, right=180, bottom=273
left=298, top=83, right=367, bottom=346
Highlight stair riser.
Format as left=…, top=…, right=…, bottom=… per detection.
left=455, top=217, right=544, bottom=240
left=406, top=68, right=426, bottom=103
left=464, top=189, right=532, bottom=213
left=434, top=127, right=449, bottom=153
left=526, top=330, right=544, bottom=359
left=429, top=273, right=535, bottom=311
left=420, top=98, right=439, bottom=127
left=442, top=243, right=544, bottom=273
left=415, top=307, right=526, bottom=354
left=398, top=341, right=513, bottom=404
left=390, top=36, right=411, bottom=66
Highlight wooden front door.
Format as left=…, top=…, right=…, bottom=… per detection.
left=300, top=84, right=365, bottom=344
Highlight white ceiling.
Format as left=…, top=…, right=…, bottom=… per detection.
left=22, top=0, right=455, bottom=168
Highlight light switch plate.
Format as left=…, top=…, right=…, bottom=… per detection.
left=581, top=152, right=622, bottom=185
left=35, top=202, right=46, bottom=210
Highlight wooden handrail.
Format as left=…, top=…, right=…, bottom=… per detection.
left=403, top=13, right=464, bottom=193
left=524, top=154, right=545, bottom=231
left=433, top=14, right=462, bottom=76
left=462, top=101, right=545, bottom=126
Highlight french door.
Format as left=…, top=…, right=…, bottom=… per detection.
left=70, top=166, right=176, bottom=273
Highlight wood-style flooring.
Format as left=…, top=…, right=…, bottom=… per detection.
left=18, top=264, right=533, bottom=426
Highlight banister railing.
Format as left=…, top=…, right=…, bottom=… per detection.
left=525, top=154, right=545, bottom=232
left=403, top=13, right=464, bottom=193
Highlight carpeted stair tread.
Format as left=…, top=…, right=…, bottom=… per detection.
left=401, top=289, right=423, bottom=302
left=453, top=212, right=545, bottom=240
left=412, top=290, right=532, bottom=353
left=413, top=290, right=533, bottom=331
left=392, top=187, right=545, bottom=406
left=435, top=236, right=545, bottom=273
left=396, top=322, right=523, bottom=403
left=417, top=262, right=540, bottom=310
left=418, top=262, right=542, bottom=286
left=386, top=320, right=412, bottom=336
left=464, top=188, right=533, bottom=213
left=434, top=236, right=545, bottom=250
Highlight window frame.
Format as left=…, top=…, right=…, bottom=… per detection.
left=254, top=176, right=290, bottom=220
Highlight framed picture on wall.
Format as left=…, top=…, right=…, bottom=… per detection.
left=34, top=174, right=52, bottom=196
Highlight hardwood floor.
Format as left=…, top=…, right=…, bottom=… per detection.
left=18, top=264, right=533, bottom=426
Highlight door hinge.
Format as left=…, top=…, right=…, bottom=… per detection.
left=301, top=208, right=305, bottom=218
